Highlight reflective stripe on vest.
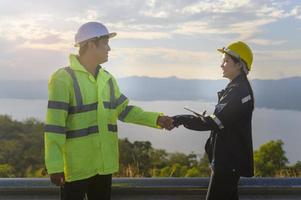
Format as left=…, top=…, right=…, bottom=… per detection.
left=49, top=68, right=126, bottom=113
left=48, top=67, right=99, bottom=114
left=69, top=102, right=98, bottom=114
left=48, top=101, right=69, bottom=112
left=118, top=105, right=134, bottom=121
left=48, top=100, right=98, bottom=114
left=65, top=67, right=83, bottom=106
left=45, top=67, right=119, bottom=138
left=103, top=93, right=128, bottom=109
left=66, top=125, right=99, bottom=139
left=45, top=124, right=117, bottom=137
left=45, top=124, right=66, bottom=134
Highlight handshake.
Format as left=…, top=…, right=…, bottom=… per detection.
left=157, top=115, right=203, bottom=131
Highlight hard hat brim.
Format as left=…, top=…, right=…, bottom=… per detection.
left=108, top=32, right=117, bottom=38
left=217, top=47, right=240, bottom=60
left=74, top=32, right=117, bottom=47
left=217, top=48, right=226, bottom=54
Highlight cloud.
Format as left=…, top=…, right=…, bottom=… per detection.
left=182, top=0, right=251, bottom=14
left=229, top=18, right=277, bottom=40
left=18, top=41, right=71, bottom=52
left=65, top=10, right=105, bottom=24
left=255, top=49, right=301, bottom=61
left=290, top=5, right=301, bottom=19
left=176, top=1, right=293, bottom=41
left=173, top=18, right=276, bottom=40
left=0, top=17, right=56, bottom=41
left=117, top=31, right=171, bottom=40
left=0, top=15, right=76, bottom=51
left=256, top=4, right=289, bottom=19
left=249, top=39, right=287, bottom=46
left=107, top=47, right=220, bottom=79
left=113, top=47, right=215, bottom=65
left=140, top=10, right=169, bottom=18
left=174, top=21, right=227, bottom=35
left=0, top=0, right=300, bottom=80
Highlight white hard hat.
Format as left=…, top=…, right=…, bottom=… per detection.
left=74, top=22, right=117, bottom=47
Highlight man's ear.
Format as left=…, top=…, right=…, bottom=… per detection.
left=87, top=41, right=96, bottom=49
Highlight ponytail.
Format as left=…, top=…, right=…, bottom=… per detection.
left=228, top=54, right=255, bottom=111
left=241, top=68, right=255, bottom=111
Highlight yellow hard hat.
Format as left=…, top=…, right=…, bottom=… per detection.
left=217, top=41, right=253, bottom=71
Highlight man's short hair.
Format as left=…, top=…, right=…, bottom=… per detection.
left=78, top=36, right=109, bottom=56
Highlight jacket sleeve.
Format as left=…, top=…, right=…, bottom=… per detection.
left=206, top=87, right=247, bottom=131
left=111, top=78, right=162, bottom=129
left=44, top=76, right=69, bottom=174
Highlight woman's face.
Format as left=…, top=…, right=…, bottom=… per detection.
left=220, top=53, right=241, bottom=80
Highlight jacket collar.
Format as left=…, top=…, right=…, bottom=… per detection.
left=69, top=54, right=89, bottom=73
left=226, top=74, right=245, bottom=89
left=69, top=54, right=111, bottom=83
left=217, top=74, right=245, bottom=100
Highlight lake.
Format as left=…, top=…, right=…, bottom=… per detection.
left=0, top=98, right=300, bottom=164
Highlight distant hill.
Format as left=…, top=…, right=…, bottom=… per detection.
left=0, top=76, right=301, bottom=111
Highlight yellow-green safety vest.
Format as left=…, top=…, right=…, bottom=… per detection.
left=44, top=54, right=161, bottom=182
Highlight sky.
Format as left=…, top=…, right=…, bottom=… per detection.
left=0, top=0, right=300, bottom=80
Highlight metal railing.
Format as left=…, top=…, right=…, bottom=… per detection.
left=0, top=178, right=301, bottom=199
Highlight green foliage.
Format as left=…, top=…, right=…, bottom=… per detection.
left=0, top=115, right=299, bottom=178
left=186, top=167, right=202, bottom=177
left=117, top=138, right=211, bottom=177
left=254, top=140, right=289, bottom=177
left=198, top=154, right=211, bottom=177
left=0, top=164, right=15, bottom=177
left=292, top=161, right=301, bottom=177
left=0, top=115, right=45, bottom=177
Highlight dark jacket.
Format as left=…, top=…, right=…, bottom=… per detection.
left=179, top=74, right=254, bottom=177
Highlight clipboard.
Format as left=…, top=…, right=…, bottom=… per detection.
left=184, top=107, right=206, bottom=120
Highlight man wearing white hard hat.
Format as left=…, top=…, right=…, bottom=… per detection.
left=44, top=21, right=174, bottom=200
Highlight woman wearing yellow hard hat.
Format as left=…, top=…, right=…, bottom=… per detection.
left=173, top=41, right=255, bottom=200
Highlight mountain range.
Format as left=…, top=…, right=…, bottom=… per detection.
left=1, top=76, right=300, bottom=111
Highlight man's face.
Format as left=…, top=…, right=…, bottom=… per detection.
left=90, top=37, right=111, bottom=64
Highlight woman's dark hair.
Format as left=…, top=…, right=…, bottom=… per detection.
left=228, top=54, right=255, bottom=111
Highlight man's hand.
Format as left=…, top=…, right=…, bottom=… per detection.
left=50, top=172, right=65, bottom=186
left=157, top=116, right=174, bottom=130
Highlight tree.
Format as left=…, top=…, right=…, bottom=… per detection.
left=0, top=115, right=45, bottom=177
left=1, top=114, right=296, bottom=178
left=150, top=149, right=168, bottom=169
left=186, top=167, right=202, bottom=177
left=0, top=164, right=15, bottom=177
left=293, top=161, right=301, bottom=177
left=198, top=154, right=211, bottom=177
left=254, top=140, right=288, bottom=177
left=170, top=163, right=187, bottom=177
left=159, top=166, right=172, bottom=177
left=132, top=141, right=153, bottom=177
left=168, top=152, right=190, bottom=167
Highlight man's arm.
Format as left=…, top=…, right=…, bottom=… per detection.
left=44, top=75, right=69, bottom=186
left=111, top=78, right=173, bottom=130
